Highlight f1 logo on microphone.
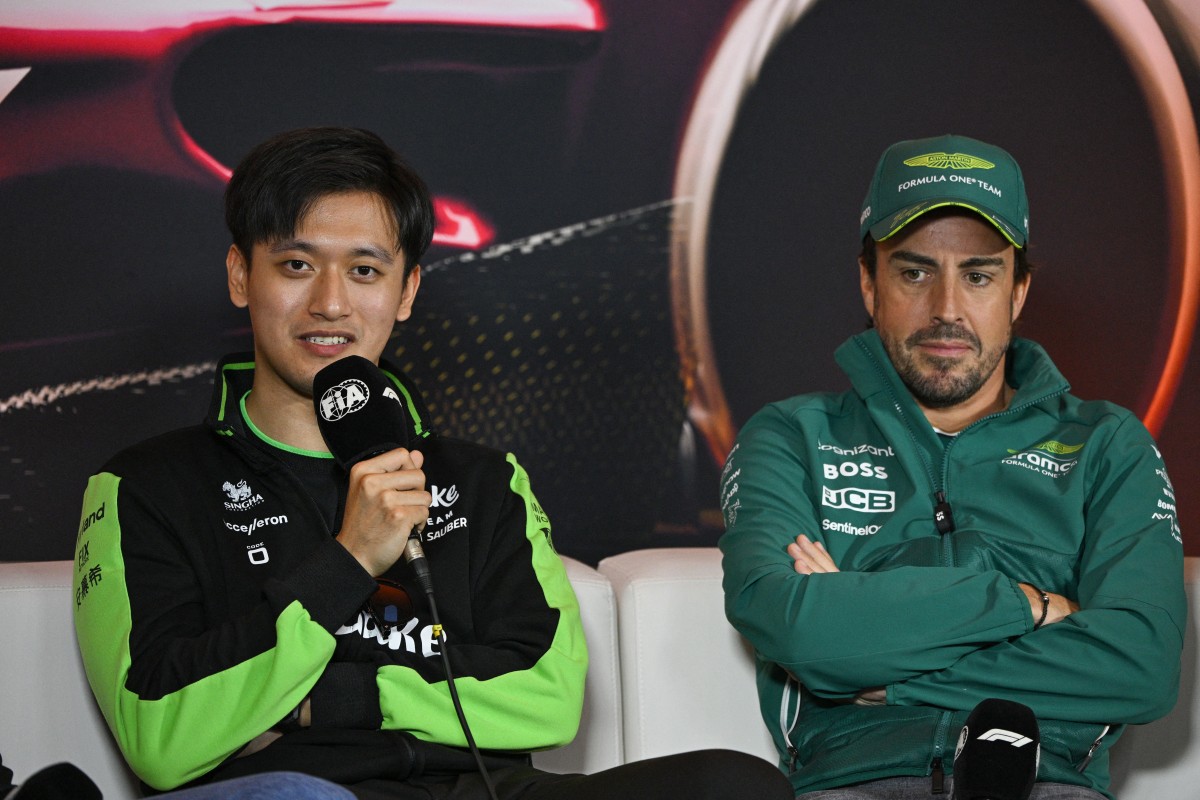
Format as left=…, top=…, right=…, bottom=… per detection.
left=977, top=728, right=1034, bottom=747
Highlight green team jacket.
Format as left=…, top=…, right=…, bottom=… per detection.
left=719, top=330, right=1185, bottom=798
left=72, top=355, right=586, bottom=791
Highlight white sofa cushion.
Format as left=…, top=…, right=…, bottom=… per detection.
left=598, top=547, right=776, bottom=763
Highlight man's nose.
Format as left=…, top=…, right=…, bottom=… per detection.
left=310, top=269, right=350, bottom=319
left=931, top=277, right=963, bottom=323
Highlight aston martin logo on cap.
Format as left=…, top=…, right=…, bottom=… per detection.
left=903, top=152, right=996, bottom=170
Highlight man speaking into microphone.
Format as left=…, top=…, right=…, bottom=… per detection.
left=719, top=135, right=1186, bottom=799
left=72, top=127, right=790, bottom=800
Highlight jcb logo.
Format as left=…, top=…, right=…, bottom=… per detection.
left=821, top=486, right=895, bottom=513
left=822, top=461, right=888, bottom=480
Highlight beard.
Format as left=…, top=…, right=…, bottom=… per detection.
left=879, top=321, right=1011, bottom=409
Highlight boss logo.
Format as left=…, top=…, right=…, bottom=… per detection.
left=822, top=461, right=888, bottom=480
left=821, top=486, right=895, bottom=513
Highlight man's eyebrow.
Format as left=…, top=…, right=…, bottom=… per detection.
left=958, top=255, right=1007, bottom=269
left=887, top=250, right=1007, bottom=270
left=267, top=239, right=314, bottom=255
left=267, top=240, right=396, bottom=261
left=888, top=249, right=939, bottom=268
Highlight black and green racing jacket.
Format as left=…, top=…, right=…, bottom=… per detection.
left=72, top=354, right=586, bottom=792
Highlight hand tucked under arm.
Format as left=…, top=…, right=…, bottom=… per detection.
left=788, top=534, right=839, bottom=575
left=1017, top=582, right=1079, bottom=627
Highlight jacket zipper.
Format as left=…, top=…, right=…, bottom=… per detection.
left=779, top=675, right=802, bottom=771
left=854, top=338, right=1072, bottom=789
left=929, top=712, right=951, bottom=794
left=1077, top=724, right=1111, bottom=772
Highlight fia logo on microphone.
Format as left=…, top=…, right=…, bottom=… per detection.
left=320, top=379, right=369, bottom=421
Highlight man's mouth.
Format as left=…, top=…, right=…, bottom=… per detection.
left=303, top=335, right=351, bottom=346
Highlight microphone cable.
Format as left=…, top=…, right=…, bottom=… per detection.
left=404, top=534, right=501, bottom=800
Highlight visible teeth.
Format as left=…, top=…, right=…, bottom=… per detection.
left=306, top=336, right=349, bottom=345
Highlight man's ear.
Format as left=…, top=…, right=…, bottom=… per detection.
left=858, top=258, right=876, bottom=320
left=1011, top=269, right=1031, bottom=323
left=226, top=245, right=249, bottom=309
left=396, top=264, right=422, bottom=323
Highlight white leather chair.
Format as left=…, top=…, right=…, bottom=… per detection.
left=0, top=556, right=620, bottom=797
left=0, top=560, right=140, bottom=798
left=598, top=548, right=775, bottom=763
left=531, top=556, right=623, bottom=774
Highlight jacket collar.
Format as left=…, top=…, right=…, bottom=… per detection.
left=205, top=352, right=434, bottom=447
left=835, top=329, right=1071, bottom=425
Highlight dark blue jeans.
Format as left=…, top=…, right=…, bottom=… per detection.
left=158, top=771, right=355, bottom=799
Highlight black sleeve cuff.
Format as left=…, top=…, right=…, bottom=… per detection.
left=265, top=538, right=378, bottom=632
left=309, top=662, right=384, bottom=729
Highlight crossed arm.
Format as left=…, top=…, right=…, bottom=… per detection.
left=786, top=533, right=1081, bottom=705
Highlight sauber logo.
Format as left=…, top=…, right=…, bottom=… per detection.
left=821, top=486, right=895, bottom=513
left=319, top=379, right=369, bottom=421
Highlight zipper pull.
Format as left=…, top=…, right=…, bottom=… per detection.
left=1077, top=725, right=1111, bottom=772
left=787, top=745, right=799, bottom=772
left=930, top=756, right=945, bottom=794
left=934, top=491, right=956, bottom=534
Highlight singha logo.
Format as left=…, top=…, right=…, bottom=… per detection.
left=223, top=480, right=252, bottom=502
left=222, top=479, right=264, bottom=511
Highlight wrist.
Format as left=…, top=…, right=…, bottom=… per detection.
left=1023, top=582, right=1050, bottom=629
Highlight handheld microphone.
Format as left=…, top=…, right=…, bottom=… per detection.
left=312, top=356, right=430, bottom=577
left=952, top=698, right=1040, bottom=800
left=313, top=355, right=411, bottom=471
left=313, top=358, right=493, bottom=800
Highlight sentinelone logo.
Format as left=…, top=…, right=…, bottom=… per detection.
left=1001, top=440, right=1085, bottom=479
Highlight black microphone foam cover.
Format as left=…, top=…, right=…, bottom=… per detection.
left=952, top=698, right=1040, bottom=800
left=313, top=355, right=410, bottom=470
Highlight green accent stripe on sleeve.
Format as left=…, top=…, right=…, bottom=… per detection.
left=72, top=472, right=336, bottom=790
left=375, top=454, right=587, bottom=749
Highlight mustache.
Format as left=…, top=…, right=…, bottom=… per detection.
left=906, top=323, right=981, bottom=352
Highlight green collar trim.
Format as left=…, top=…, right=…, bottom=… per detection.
left=239, top=391, right=334, bottom=459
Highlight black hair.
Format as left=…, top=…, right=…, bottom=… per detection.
left=224, top=127, right=434, bottom=276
